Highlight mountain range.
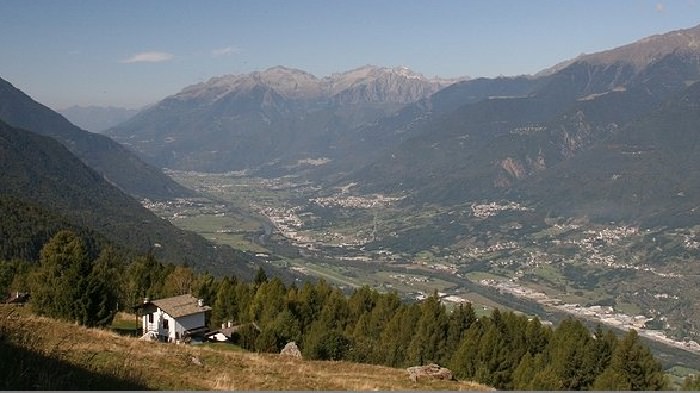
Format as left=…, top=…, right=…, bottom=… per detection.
left=342, top=24, right=700, bottom=225
left=3, top=23, right=700, bottom=279
left=107, top=23, right=700, bottom=229
left=108, top=65, right=464, bottom=172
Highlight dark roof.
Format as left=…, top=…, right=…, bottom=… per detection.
left=149, top=294, right=211, bottom=318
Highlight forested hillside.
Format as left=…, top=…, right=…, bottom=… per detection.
left=0, top=77, right=192, bottom=200
left=2, top=230, right=671, bottom=391
left=0, top=120, right=257, bottom=278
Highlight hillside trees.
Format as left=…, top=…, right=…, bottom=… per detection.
left=2, top=230, right=670, bottom=390
left=29, top=230, right=119, bottom=326
left=595, top=329, right=666, bottom=390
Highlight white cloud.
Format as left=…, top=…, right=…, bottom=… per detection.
left=656, top=2, right=666, bottom=12
left=211, top=46, right=239, bottom=58
left=121, top=51, right=174, bottom=63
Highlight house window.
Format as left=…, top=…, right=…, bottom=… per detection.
left=148, top=313, right=154, bottom=323
left=175, top=332, right=180, bottom=339
left=163, top=318, right=169, bottom=330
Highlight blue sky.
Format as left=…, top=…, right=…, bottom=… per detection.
left=0, top=0, right=698, bottom=109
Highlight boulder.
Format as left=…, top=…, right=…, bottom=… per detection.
left=280, top=341, right=302, bottom=358
left=407, top=363, right=453, bottom=382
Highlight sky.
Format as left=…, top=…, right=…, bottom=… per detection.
left=0, top=0, right=698, bottom=109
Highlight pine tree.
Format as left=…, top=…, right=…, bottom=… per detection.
left=608, top=329, right=667, bottom=390
left=125, top=252, right=166, bottom=305
left=512, top=352, right=549, bottom=390
left=81, top=246, right=121, bottom=326
left=592, top=367, right=631, bottom=390
left=579, top=325, right=617, bottom=388
left=524, top=316, right=550, bottom=354
left=546, top=317, right=593, bottom=390
left=192, top=271, right=218, bottom=306
left=445, top=302, right=477, bottom=362
left=449, top=320, right=485, bottom=380
left=253, top=266, right=268, bottom=288
left=30, top=230, right=89, bottom=321
left=378, top=303, right=420, bottom=367
left=30, top=231, right=118, bottom=326
left=248, top=277, right=287, bottom=326
left=212, top=276, right=237, bottom=327
left=406, top=295, right=448, bottom=366
left=530, top=365, right=562, bottom=390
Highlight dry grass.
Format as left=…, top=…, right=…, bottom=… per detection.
left=0, top=306, right=492, bottom=391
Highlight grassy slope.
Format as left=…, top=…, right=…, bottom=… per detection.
left=0, top=306, right=490, bottom=391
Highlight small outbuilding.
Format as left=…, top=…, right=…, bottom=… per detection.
left=207, top=321, right=260, bottom=343
left=3, top=291, right=30, bottom=305
left=135, top=294, right=211, bottom=343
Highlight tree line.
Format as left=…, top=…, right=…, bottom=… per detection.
left=0, top=229, right=687, bottom=390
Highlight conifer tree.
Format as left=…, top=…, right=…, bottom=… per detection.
left=607, top=329, right=667, bottom=390
left=192, top=271, right=218, bottom=306
left=524, top=316, right=550, bottom=354
left=30, top=230, right=89, bottom=321
left=248, top=277, right=287, bottom=325
left=592, top=367, right=631, bottom=390
left=512, top=352, right=551, bottom=390
left=212, top=276, right=237, bottom=327
left=81, top=246, right=121, bottom=326
left=378, top=303, right=420, bottom=367
left=30, top=230, right=117, bottom=326
left=546, top=317, right=593, bottom=390
left=445, top=302, right=477, bottom=361
left=406, top=295, right=448, bottom=365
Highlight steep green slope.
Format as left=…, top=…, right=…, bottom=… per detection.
left=347, top=51, right=700, bottom=214
left=0, top=120, right=257, bottom=278
left=0, top=77, right=192, bottom=200
left=520, top=81, right=700, bottom=226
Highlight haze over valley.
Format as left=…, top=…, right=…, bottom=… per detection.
left=2, top=2, right=700, bottom=390
left=114, top=23, right=700, bottom=363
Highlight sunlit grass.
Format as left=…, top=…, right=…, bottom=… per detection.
left=1, top=306, right=492, bottom=391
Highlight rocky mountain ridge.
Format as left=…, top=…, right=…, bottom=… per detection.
left=108, top=65, right=466, bottom=172
left=538, top=24, right=700, bottom=76
left=173, top=65, right=462, bottom=105
left=342, top=24, right=700, bottom=228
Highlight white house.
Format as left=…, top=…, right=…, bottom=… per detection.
left=138, top=294, right=211, bottom=343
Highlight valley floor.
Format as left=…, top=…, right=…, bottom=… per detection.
left=149, top=170, right=700, bottom=374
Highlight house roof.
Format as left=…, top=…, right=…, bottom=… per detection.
left=149, top=294, right=211, bottom=319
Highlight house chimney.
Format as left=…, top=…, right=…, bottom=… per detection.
left=143, top=297, right=149, bottom=304
left=228, top=320, right=232, bottom=328
left=222, top=323, right=225, bottom=329
left=198, top=298, right=204, bottom=307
